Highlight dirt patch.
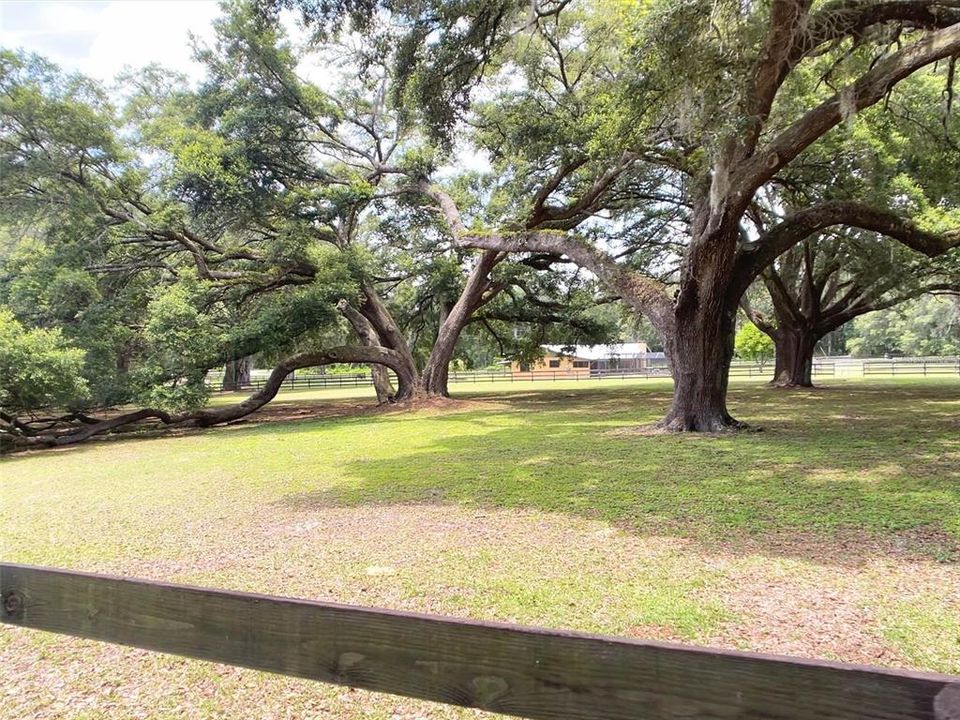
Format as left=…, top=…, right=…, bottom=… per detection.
left=221, top=396, right=493, bottom=426
left=605, top=422, right=667, bottom=437
left=706, top=571, right=908, bottom=666
left=702, top=526, right=960, bottom=567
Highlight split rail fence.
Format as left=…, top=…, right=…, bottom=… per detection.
left=2, top=563, right=959, bottom=719
left=210, top=357, right=960, bottom=393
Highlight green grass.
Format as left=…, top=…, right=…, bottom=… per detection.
left=194, top=377, right=960, bottom=540
left=1, top=377, right=959, bottom=717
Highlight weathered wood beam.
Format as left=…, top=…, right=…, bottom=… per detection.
left=2, top=563, right=958, bottom=719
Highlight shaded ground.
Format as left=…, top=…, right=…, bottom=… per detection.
left=1, top=379, right=959, bottom=718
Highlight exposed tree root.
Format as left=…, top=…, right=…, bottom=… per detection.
left=655, top=410, right=751, bottom=433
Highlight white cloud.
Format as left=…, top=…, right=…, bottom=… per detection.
left=0, top=0, right=221, bottom=83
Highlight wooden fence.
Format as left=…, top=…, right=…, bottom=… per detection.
left=210, top=367, right=672, bottom=393
left=208, top=358, right=960, bottom=394
left=2, top=563, right=958, bottom=719
left=862, top=359, right=960, bottom=376
left=214, top=362, right=835, bottom=393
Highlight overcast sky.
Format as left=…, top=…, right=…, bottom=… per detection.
left=0, top=1, right=221, bottom=82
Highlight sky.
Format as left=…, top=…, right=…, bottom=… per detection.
left=0, top=0, right=491, bottom=173
left=0, top=1, right=221, bottom=83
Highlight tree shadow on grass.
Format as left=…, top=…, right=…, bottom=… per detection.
left=7, top=380, right=958, bottom=566
left=273, top=382, right=960, bottom=567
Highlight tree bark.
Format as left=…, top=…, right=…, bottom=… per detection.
left=356, top=284, right=428, bottom=397
left=653, top=207, right=748, bottom=432
left=338, top=300, right=396, bottom=404
left=221, top=356, right=252, bottom=391
left=658, top=303, right=743, bottom=431
left=770, top=327, right=817, bottom=387
left=421, top=250, right=502, bottom=397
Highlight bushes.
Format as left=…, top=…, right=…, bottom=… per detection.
left=0, top=308, right=88, bottom=414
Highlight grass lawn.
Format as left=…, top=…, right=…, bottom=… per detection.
left=2, top=377, right=959, bottom=718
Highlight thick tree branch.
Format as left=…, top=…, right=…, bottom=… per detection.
left=798, top=1, right=960, bottom=59
left=739, top=294, right=780, bottom=336
left=735, top=22, right=960, bottom=196
left=7, top=346, right=415, bottom=448
left=419, top=179, right=674, bottom=333
left=735, top=201, right=960, bottom=296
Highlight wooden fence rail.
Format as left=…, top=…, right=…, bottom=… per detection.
left=210, top=358, right=960, bottom=393
left=2, top=564, right=959, bottom=719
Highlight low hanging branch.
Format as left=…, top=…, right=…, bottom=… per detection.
left=418, top=180, right=677, bottom=338
left=2, top=346, right=415, bottom=449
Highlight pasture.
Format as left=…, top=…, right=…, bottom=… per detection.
left=2, top=377, right=959, bottom=718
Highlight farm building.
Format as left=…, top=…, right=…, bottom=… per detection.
left=510, top=342, right=665, bottom=376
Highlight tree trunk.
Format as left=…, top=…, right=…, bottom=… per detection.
left=357, top=285, right=425, bottom=400
left=370, top=366, right=396, bottom=404
left=338, top=299, right=397, bottom=404
left=771, top=327, right=817, bottom=387
left=421, top=355, right=452, bottom=397
left=421, top=320, right=458, bottom=397
left=657, top=215, right=745, bottom=432
left=421, top=251, right=501, bottom=398
left=658, top=306, right=742, bottom=431
left=222, top=356, right=252, bottom=391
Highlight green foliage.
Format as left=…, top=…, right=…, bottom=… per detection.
left=0, top=308, right=88, bottom=414
left=3, top=0, right=956, bottom=423
left=846, top=296, right=960, bottom=358
left=0, top=28, right=375, bottom=412
left=129, top=279, right=218, bottom=411
left=735, top=323, right=774, bottom=368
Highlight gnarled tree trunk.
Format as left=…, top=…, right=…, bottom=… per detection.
left=421, top=250, right=502, bottom=397
left=659, top=304, right=741, bottom=431
left=656, top=215, right=746, bottom=431
left=771, top=327, right=817, bottom=388
left=338, top=299, right=397, bottom=404
left=357, top=285, right=426, bottom=399
left=221, top=356, right=252, bottom=391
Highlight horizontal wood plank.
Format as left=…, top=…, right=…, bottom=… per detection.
left=2, top=563, right=957, bottom=719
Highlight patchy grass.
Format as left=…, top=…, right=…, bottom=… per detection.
left=1, top=378, right=959, bottom=718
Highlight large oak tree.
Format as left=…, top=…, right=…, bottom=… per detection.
left=337, top=0, right=960, bottom=429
